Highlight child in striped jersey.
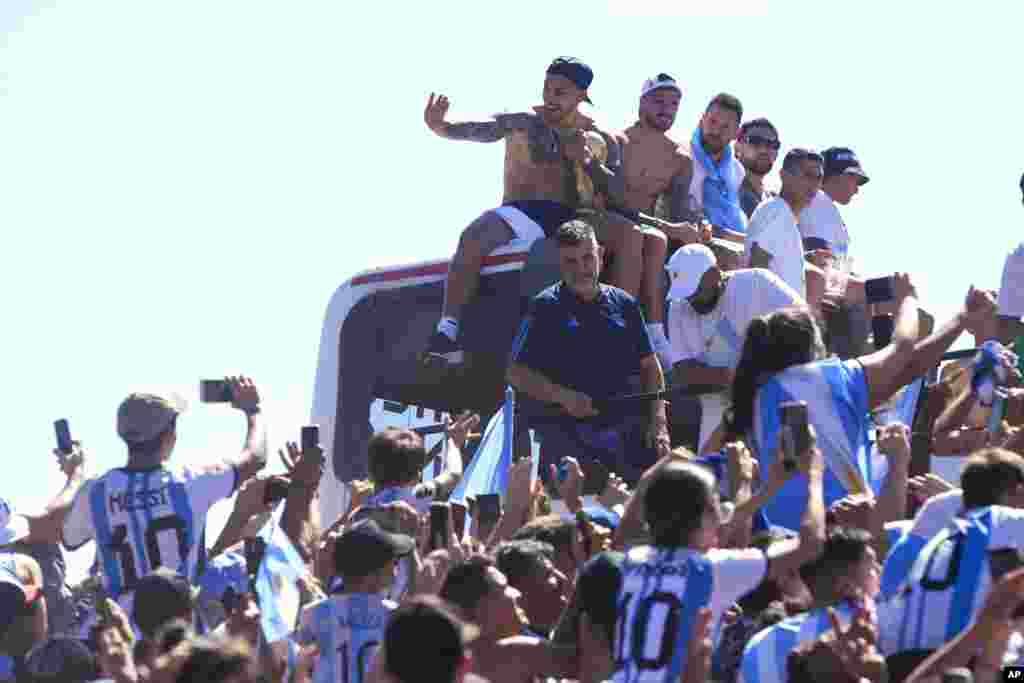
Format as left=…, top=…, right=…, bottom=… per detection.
left=610, top=441, right=826, bottom=683
left=295, top=520, right=413, bottom=683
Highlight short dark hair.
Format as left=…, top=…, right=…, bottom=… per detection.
left=494, top=540, right=554, bottom=587
left=961, top=448, right=1024, bottom=510
left=132, top=569, right=194, bottom=641
left=385, top=596, right=469, bottom=683
left=642, top=462, right=717, bottom=547
left=555, top=220, right=596, bottom=248
left=23, top=636, right=98, bottom=683
left=367, top=428, right=427, bottom=487
left=512, top=515, right=576, bottom=555
left=439, top=556, right=496, bottom=612
left=174, top=637, right=254, bottom=683
left=706, top=93, right=743, bottom=123
left=739, top=117, right=778, bottom=139
left=799, top=526, right=872, bottom=593
left=782, top=148, right=824, bottom=174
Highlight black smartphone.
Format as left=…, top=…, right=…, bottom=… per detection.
left=450, top=502, right=467, bottom=539
left=475, top=494, right=502, bottom=528
left=779, top=401, right=811, bottom=472
left=54, top=419, right=73, bottom=454
left=864, top=276, right=896, bottom=305
left=301, top=425, right=320, bottom=451
left=244, top=537, right=267, bottom=583
left=200, top=379, right=233, bottom=403
left=988, top=549, right=1024, bottom=618
left=429, top=502, right=449, bottom=551
left=264, top=478, right=289, bottom=505
left=872, top=314, right=895, bottom=349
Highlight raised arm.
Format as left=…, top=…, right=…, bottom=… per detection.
left=857, top=274, right=921, bottom=409
left=227, top=376, right=269, bottom=483
left=423, top=93, right=518, bottom=143
left=24, top=444, right=87, bottom=545
left=423, top=413, right=476, bottom=498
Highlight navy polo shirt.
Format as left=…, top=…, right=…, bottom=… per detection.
left=510, top=282, right=654, bottom=402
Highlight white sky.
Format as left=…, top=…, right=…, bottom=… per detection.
left=2, top=0, right=1021, bottom=581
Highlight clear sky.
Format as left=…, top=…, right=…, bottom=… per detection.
left=2, top=1, right=1021, bottom=582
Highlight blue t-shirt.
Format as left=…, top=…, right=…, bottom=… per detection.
left=511, top=282, right=654, bottom=404
left=750, top=357, right=871, bottom=531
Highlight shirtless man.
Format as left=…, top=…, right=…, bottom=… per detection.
left=422, top=57, right=644, bottom=365
left=606, top=73, right=713, bottom=367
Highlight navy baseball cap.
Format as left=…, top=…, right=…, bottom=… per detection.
left=822, top=147, right=870, bottom=185
left=334, top=519, right=414, bottom=578
left=547, top=57, right=594, bottom=104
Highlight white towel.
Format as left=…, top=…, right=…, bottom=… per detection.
left=492, top=206, right=546, bottom=244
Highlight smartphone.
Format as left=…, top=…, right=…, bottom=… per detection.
left=301, top=425, right=320, bottom=451
left=264, top=478, right=289, bottom=505
left=872, top=314, right=895, bottom=349
left=429, top=502, right=449, bottom=552
left=244, top=537, right=267, bottom=583
left=779, top=401, right=811, bottom=472
left=864, top=276, right=895, bottom=305
left=54, top=419, right=73, bottom=454
left=475, top=494, right=502, bottom=528
left=200, top=379, right=233, bottom=403
left=988, top=549, right=1024, bottom=618
left=450, top=502, right=467, bottom=539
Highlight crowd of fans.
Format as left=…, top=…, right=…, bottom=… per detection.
left=3, top=56, right=1024, bottom=683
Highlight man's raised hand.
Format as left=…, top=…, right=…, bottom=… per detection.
left=228, top=375, right=261, bottom=415
left=424, top=93, right=450, bottom=134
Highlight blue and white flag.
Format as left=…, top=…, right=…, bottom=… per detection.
left=449, top=387, right=515, bottom=506
left=254, top=503, right=307, bottom=643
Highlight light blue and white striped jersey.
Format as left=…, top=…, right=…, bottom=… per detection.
left=737, top=603, right=854, bottom=683
left=879, top=505, right=1024, bottom=656
left=296, top=593, right=395, bottom=683
left=62, top=464, right=237, bottom=597
left=880, top=490, right=963, bottom=599
left=750, top=357, right=872, bottom=531
left=612, top=545, right=766, bottom=683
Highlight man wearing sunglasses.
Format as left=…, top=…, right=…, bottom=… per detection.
left=735, top=119, right=781, bottom=220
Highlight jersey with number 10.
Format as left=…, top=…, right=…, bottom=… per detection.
left=62, top=465, right=237, bottom=597
left=296, top=593, right=394, bottom=683
left=612, top=545, right=767, bottom=683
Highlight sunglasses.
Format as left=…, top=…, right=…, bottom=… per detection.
left=742, top=135, right=781, bottom=150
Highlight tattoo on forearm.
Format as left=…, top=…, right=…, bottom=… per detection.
left=443, top=121, right=504, bottom=143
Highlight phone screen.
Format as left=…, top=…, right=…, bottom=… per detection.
left=864, top=277, right=895, bottom=305
left=779, top=401, right=810, bottom=470
left=200, top=379, right=232, bottom=403
left=450, top=503, right=467, bottom=539
left=429, top=503, right=449, bottom=551
left=54, top=419, right=73, bottom=454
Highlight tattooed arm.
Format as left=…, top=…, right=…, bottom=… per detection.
left=423, top=94, right=532, bottom=142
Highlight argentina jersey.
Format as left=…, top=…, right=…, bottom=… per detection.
left=737, top=603, right=855, bottom=683
left=613, top=545, right=766, bottom=683
left=879, top=490, right=963, bottom=600
left=62, top=464, right=237, bottom=598
left=296, top=593, right=395, bottom=683
left=751, top=357, right=872, bottom=531
left=880, top=505, right=1024, bottom=656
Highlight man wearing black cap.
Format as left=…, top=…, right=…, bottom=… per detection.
left=798, top=147, right=869, bottom=259
left=422, top=57, right=644, bottom=365
left=296, top=519, right=412, bottom=683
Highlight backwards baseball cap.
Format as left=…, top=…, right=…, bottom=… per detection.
left=665, top=244, right=718, bottom=301
left=117, top=391, right=187, bottom=444
left=640, top=73, right=682, bottom=99
left=333, top=519, right=414, bottom=578
left=0, top=497, right=29, bottom=546
left=547, top=57, right=594, bottom=104
left=822, top=147, right=869, bottom=185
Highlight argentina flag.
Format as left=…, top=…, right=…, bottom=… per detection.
left=254, top=503, right=307, bottom=643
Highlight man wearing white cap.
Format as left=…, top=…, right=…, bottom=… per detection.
left=666, top=245, right=804, bottom=453
left=62, top=376, right=268, bottom=630
left=606, top=73, right=713, bottom=370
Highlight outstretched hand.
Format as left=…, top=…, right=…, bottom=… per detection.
left=424, top=93, right=450, bottom=133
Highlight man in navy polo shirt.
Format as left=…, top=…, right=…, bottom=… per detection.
left=507, top=220, right=670, bottom=486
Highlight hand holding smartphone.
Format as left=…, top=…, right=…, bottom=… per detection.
left=200, top=379, right=233, bottom=403
left=54, top=419, right=74, bottom=454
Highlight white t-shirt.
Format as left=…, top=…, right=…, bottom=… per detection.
left=612, top=545, right=766, bottom=683
left=745, top=197, right=806, bottom=299
left=798, top=190, right=850, bottom=258
left=667, top=269, right=804, bottom=452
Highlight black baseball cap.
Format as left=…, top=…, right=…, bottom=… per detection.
left=546, top=57, right=594, bottom=104
left=333, top=519, right=414, bottom=578
left=822, top=147, right=870, bottom=185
